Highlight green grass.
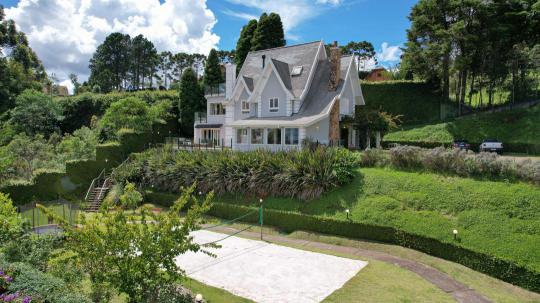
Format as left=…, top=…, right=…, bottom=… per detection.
left=216, top=168, right=540, bottom=272
left=184, top=278, right=254, bottom=303
left=384, top=104, right=540, bottom=145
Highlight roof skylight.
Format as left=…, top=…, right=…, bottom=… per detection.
left=291, top=66, right=303, bottom=76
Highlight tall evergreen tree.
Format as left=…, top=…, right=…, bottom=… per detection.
left=178, top=68, right=205, bottom=137
left=204, top=49, right=224, bottom=88
left=89, top=32, right=131, bottom=92
left=130, top=34, right=158, bottom=90
left=235, top=19, right=258, bottom=71
left=250, top=13, right=286, bottom=51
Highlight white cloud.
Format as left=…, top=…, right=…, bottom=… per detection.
left=376, top=42, right=402, bottom=63
left=5, top=0, right=220, bottom=82
left=224, top=0, right=342, bottom=39
left=59, top=79, right=74, bottom=95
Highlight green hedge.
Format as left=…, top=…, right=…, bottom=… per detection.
left=201, top=202, right=540, bottom=293
left=1, top=122, right=175, bottom=205
left=362, top=81, right=456, bottom=124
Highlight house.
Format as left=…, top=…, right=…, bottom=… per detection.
left=193, top=40, right=365, bottom=151
left=365, top=67, right=390, bottom=82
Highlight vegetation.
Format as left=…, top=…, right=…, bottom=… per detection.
left=235, top=19, right=258, bottom=72
left=204, top=49, right=224, bottom=87
left=361, top=81, right=454, bottom=124
left=178, top=68, right=205, bottom=137
left=115, top=147, right=359, bottom=201
left=204, top=167, right=540, bottom=291
left=360, top=147, right=539, bottom=184
left=402, top=0, right=540, bottom=111
left=384, top=104, right=540, bottom=150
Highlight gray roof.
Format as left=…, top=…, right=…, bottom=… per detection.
left=271, top=58, right=292, bottom=90
left=238, top=41, right=322, bottom=98
left=230, top=55, right=353, bottom=127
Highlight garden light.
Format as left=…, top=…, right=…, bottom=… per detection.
left=453, top=229, right=458, bottom=240
left=345, top=209, right=350, bottom=220
left=195, top=293, right=203, bottom=302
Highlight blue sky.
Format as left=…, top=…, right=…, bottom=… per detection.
left=1, top=0, right=417, bottom=84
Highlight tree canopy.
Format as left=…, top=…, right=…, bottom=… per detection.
left=204, top=48, right=224, bottom=87
left=235, top=19, right=258, bottom=72
left=178, top=67, right=205, bottom=137
left=250, top=13, right=286, bottom=51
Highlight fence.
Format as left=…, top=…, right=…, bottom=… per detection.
left=17, top=198, right=80, bottom=233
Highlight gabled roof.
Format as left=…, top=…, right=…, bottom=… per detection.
left=229, top=55, right=355, bottom=127
left=238, top=41, right=322, bottom=98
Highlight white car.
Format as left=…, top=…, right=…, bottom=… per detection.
left=479, top=139, right=503, bottom=154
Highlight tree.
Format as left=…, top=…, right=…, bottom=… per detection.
left=0, top=192, right=25, bottom=246
left=350, top=107, right=401, bottom=149
left=204, top=49, right=224, bottom=88
left=56, top=126, right=98, bottom=162
left=99, top=97, right=153, bottom=138
left=44, top=185, right=213, bottom=302
left=8, top=89, right=63, bottom=137
left=235, top=19, right=258, bottom=71
left=130, top=34, right=158, bottom=90
left=69, top=73, right=81, bottom=95
left=0, top=6, right=45, bottom=112
left=89, top=32, right=131, bottom=92
left=119, top=182, right=143, bottom=209
left=250, top=13, right=286, bottom=51
left=178, top=68, right=205, bottom=137
left=158, top=51, right=173, bottom=88
left=341, top=41, right=376, bottom=71
left=3, top=133, right=56, bottom=180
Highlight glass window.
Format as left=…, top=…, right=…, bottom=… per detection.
left=236, top=129, right=248, bottom=144
left=210, top=103, right=225, bottom=115
left=269, top=98, right=279, bottom=112
left=251, top=128, right=263, bottom=144
left=241, top=100, right=250, bottom=113
left=285, top=128, right=299, bottom=145
left=267, top=128, right=281, bottom=145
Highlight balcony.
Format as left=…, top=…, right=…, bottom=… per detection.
left=204, top=83, right=226, bottom=97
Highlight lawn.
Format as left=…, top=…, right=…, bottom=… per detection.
left=384, top=104, right=540, bottom=145
left=215, top=167, right=540, bottom=273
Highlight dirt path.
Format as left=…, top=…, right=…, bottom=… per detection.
left=211, top=226, right=492, bottom=303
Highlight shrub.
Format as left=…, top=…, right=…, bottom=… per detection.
left=389, top=145, right=423, bottom=169
left=359, top=149, right=388, bottom=167
left=387, top=146, right=539, bottom=185
left=115, top=147, right=359, bottom=200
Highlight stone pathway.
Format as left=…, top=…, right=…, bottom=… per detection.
left=211, top=226, right=492, bottom=303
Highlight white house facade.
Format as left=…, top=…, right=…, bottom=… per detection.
left=193, top=40, right=365, bottom=151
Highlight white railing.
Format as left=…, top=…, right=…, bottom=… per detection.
left=85, top=169, right=105, bottom=201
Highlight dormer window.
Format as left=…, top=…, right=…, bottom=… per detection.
left=269, top=98, right=279, bottom=112
left=241, top=100, right=250, bottom=113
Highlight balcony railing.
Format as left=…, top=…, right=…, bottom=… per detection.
left=194, top=112, right=207, bottom=125
left=204, top=83, right=226, bottom=97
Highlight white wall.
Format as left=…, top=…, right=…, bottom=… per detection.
left=260, top=72, right=288, bottom=117
left=305, top=117, right=330, bottom=144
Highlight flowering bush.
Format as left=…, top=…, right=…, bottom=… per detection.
left=0, top=269, right=31, bottom=303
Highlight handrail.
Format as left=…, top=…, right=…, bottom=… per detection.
left=85, top=168, right=105, bottom=201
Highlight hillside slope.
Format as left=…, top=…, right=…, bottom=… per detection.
left=383, top=104, right=540, bottom=153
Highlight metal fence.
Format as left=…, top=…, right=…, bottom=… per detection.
left=17, top=198, right=80, bottom=233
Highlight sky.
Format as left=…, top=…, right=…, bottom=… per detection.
left=1, top=0, right=417, bottom=91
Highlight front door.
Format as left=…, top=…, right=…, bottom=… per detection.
left=340, top=127, right=349, bottom=148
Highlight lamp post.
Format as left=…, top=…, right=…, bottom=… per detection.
left=453, top=229, right=458, bottom=241
left=345, top=209, right=350, bottom=220
left=259, top=198, right=263, bottom=240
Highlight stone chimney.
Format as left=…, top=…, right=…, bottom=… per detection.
left=225, top=63, right=236, bottom=100
left=328, top=41, right=341, bottom=91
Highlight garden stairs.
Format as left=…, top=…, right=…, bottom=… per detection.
left=85, top=171, right=112, bottom=212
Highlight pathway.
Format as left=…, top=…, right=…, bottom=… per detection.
left=210, top=226, right=492, bottom=303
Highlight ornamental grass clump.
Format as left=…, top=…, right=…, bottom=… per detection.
left=115, top=146, right=359, bottom=200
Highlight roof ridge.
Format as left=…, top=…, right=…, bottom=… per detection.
left=248, top=40, right=322, bottom=55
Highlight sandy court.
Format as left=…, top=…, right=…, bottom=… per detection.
left=175, top=230, right=367, bottom=303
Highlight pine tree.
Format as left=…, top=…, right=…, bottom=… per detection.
left=235, top=19, right=258, bottom=71
left=204, top=48, right=223, bottom=88
left=250, top=13, right=270, bottom=51
left=250, top=13, right=286, bottom=52
left=178, top=68, right=205, bottom=137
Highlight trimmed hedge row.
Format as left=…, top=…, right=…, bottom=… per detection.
left=382, top=141, right=540, bottom=155
left=1, top=122, right=174, bottom=205
left=201, top=202, right=540, bottom=293
left=362, top=81, right=456, bottom=124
